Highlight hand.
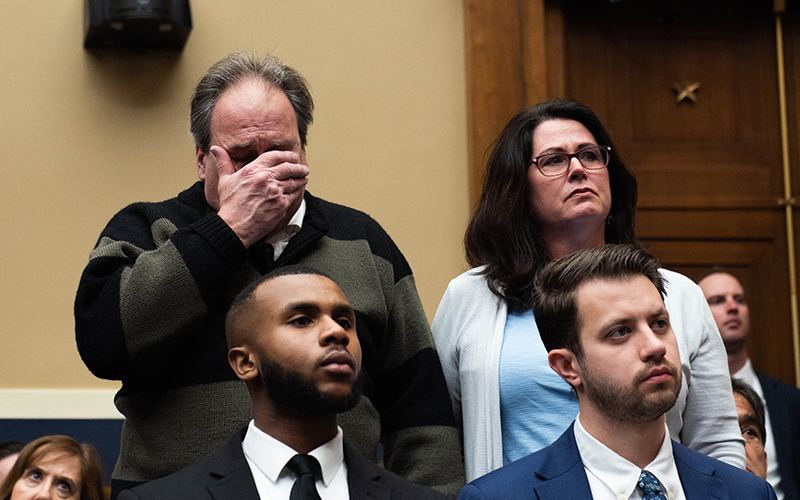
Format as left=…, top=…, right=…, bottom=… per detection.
left=212, top=146, right=309, bottom=248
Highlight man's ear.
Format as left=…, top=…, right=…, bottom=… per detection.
left=548, top=348, right=583, bottom=389
left=196, top=145, right=208, bottom=180
left=228, top=346, right=259, bottom=382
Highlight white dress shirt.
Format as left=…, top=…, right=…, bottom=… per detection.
left=733, top=358, right=784, bottom=500
left=574, top=416, right=686, bottom=500
left=242, top=419, right=350, bottom=500
left=266, top=198, right=306, bottom=260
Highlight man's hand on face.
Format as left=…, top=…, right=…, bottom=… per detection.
left=212, top=145, right=309, bottom=248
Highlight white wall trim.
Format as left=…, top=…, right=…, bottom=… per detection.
left=0, top=389, right=123, bottom=419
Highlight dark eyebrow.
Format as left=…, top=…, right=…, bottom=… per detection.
left=285, top=302, right=320, bottom=314
left=229, top=140, right=295, bottom=152
left=648, top=307, right=669, bottom=321
left=227, top=141, right=256, bottom=151
left=539, top=143, right=597, bottom=155
left=332, top=304, right=355, bottom=318
left=739, top=412, right=760, bottom=429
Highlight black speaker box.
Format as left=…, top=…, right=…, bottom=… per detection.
left=84, top=0, right=192, bottom=52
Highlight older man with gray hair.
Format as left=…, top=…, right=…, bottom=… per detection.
left=75, top=51, right=463, bottom=498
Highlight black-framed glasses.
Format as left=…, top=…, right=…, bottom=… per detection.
left=530, top=145, right=611, bottom=177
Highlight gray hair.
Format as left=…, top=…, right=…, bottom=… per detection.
left=190, top=51, right=314, bottom=153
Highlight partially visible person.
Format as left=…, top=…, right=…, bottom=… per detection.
left=0, top=435, right=104, bottom=500
left=459, top=244, right=775, bottom=500
left=118, top=266, right=447, bottom=500
left=433, top=99, right=743, bottom=482
left=699, top=270, right=800, bottom=500
left=732, top=378, right=769, bottom=479
left=75, top=51, right=462, bottom=496
left=0, top=442, right=23, bottom=485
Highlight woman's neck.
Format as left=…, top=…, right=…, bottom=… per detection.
left=544, top=220, right=606, bottom=259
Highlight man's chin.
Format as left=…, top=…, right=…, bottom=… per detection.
left=643, top=385, right=680, bottom=412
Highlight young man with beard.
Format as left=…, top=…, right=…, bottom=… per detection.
left=118, top=266, right=446, bottom=500
left=458, top=245, right=776, bottom=500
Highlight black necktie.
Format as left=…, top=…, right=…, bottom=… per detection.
left=286, top=454, right=322, bottom=500
left=637, top=470, right=669, bottom=500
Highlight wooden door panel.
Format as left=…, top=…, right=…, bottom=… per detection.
left=564, top=11, right=782, bottom=208
left=638, top=210, right=793, bottom=383
left=562, top=2, right=795, bottom=384
left=465, top=0, right=800, bottom=384
left=637, top=209, right=778, bottom=239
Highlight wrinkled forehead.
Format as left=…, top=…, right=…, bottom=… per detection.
left=26, top=450, right=83, bottom=483
left=28, top=447, right=78, bottom=468
left=698, top=272, right=744, bottom=297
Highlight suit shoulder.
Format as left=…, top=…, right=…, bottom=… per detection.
left=345, top=448, right=449, bottom=500
left=758, top=371, right=800, bottom=394
left=466, top=450, right=547, bottom=492
left=122, top=435, right=251, bottom=500
left=120, top=457, right=221, bottom=499
left=673, top=442, right=776, bottom=499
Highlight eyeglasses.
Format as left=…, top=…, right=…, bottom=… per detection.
left=530, top=145, right=611, bottom=177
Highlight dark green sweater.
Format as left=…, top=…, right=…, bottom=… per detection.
left=75, top=182, right=464, bottom=496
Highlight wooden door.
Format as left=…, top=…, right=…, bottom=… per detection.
left=558, top=1, right=795, bottom=384
left=466, top=0, right=799, bottom=385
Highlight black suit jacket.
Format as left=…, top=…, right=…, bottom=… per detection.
left=758, top=372, right=800, bottom=500
left=117, top=428, right=448, bottom=500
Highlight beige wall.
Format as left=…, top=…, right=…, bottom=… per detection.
left=0, top=1, right=470, bottom=390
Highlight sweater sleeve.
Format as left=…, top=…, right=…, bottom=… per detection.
left=662, top=269, right=747, bottom=469
left=358, top=219, right=466, bottom=495
left=74, top=202, right=247, bottom=381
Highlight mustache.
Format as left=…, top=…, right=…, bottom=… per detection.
left=319, top=346, right=357, bottom=370
left=636, top=358, right=680, bottom=384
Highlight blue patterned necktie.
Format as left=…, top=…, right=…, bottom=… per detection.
left=637, top=470, right=669, bottom=500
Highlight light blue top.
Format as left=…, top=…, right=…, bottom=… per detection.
left=499, top=308, right=579, bottom=465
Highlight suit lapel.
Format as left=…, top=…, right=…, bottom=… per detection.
left=343, top=443, right=391, bottom=500
left=205, top=428, right=261, bottom=500
left=672, top=442, right=728, bottom=500
left=532, top=424, right=593, bottom=500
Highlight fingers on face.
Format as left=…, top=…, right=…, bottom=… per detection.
left=238, top=154, right=309, bottom=180
left=209, top=146, right=236, bottom=176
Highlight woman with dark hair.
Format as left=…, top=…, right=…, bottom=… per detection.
left=432, top=99, right=744, bottom=481
left=0, top=436, right=105, bottom=500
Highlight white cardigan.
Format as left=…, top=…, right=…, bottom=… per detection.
left=431, top=266, right=746, bottom=482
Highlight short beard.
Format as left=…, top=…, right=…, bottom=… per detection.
left=260, top=357, right=364, bottom=415
left=579, top=359, right=681, bottom=426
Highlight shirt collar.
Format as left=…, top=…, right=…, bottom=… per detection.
left=266, top=198, right=306, bottom=245
left=575, top=415, right=679, bottom=499
left=732, top=358, right=757, bottom=388
left=241, top=419, right=344, bottom=487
